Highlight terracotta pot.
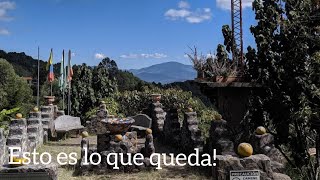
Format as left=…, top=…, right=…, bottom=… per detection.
left=226, top=76, right=242, bottom=83
left=151, top=94, right=161, bottom=103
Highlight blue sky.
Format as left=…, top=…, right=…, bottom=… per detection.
left=0, top=0, right=256, bottom=69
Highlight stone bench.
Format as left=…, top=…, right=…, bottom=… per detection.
left=54, top=115, right=84, bottom=139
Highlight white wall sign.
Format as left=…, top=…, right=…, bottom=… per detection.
left=230, top=170, right=260, bottom=180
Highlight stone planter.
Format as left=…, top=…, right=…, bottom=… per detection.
left=101, top=117, right=135, bottom=134
left=151, top=94, right=161, bottom=103
left=44, top=96, right=55, bottom=105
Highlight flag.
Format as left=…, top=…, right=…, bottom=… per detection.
left=67, top=50, right=73, bottom=82
left=48, top=49, right=54, bottom=83
left=46, top=49, right=53, bottom=70
left=58, top=50, right=65, bottom=91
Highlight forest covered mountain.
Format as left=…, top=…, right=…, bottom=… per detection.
left=129, top=62, right=196, bottom=84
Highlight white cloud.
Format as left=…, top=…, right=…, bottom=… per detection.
left=165, top=1, right=212, bottom=24
left=178, top=1, right=190, bottom=9
left=216, top=0, right=253, bottom=10
left=95, top=53, right=106, bottom=60
left=165, top=9, right=191, bottom=19
left=0, top=1, right=15, bottom=36
left=0, top=28, right=9, bottom=35
left=0, top=1, right=15, bottom=21
left=120, top=53, right=168, bottom=59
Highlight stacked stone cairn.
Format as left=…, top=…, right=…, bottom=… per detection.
left=78, top=130, right=156, bottom=174
left=77, top=101, right=157, bottom=174
left=208, top=118, right=235, bottom=156
left=163, top=108, right=181, bottom=146
left=40, top=105, right=55, bottom=140
left=250, top=126, right=287, bottom=173
left=149, top=94, right=166, bottom=138
left=0, top=128, right=5, bottom=166
left=180, top=111, right=204, bottom=154
left=27, top=107, right=44, bottom=148
left=212, top=125, right=291, bottom=180
left=6, top=113, right=31, bottom=158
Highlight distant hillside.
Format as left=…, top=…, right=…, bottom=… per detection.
left=0, top=50, right=61, bottom=85
left=129, top=62, right=196, bottom=84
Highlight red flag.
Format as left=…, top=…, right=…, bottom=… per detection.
left=48, top=49, right=54, bottom=83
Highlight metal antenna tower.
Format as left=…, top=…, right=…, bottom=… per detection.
left=231, top=0, right=244, bottom=68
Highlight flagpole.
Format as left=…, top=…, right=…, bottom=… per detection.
left=50, top=83, right=53, bottom=96
left=62, top=50, right=65, bottom=111
left=68, top=50, right=71, bottom=115
left=37, top=46, right=40, bottom=107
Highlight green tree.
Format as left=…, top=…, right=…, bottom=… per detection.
left=0, top=59, right=33, bottom=116
left=92, top=61, right=117, bottom=100
left=70, top=64, right=96, bottom=120
left=244, top=0, right=320, bottom=178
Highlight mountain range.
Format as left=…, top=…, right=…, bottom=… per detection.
left=129, top=62, right=197, bottom=84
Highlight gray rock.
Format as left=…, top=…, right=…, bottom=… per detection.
left=0, top=163, right=58, bottom=180
left=213, top=154, right=281, bottom=180
left=273, top=173, right=292, bottom=180
left=54, top=115, right=83, bottom=133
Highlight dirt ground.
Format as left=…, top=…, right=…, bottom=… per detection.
left=38, top=136, right=210, bottom=180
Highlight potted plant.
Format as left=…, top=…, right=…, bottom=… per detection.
left=187, top=47, right=206, bottom=81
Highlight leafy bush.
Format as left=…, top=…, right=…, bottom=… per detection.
left=87, top=86, right=219, bottom=138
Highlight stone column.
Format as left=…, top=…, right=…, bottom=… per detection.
left=208, top=120, right=235, bottom=155
left=163, top=108, right=181, bottom=146
left=149, top=95, right=166, bottom=137
left=181, top=112, right=204, bottom=154
left=97, top=134, right=111, bottom=153
left=40, top=105, right=55, bottom=138
left=144, top=129, right=155, bottom=157
left=6, top=114, right=30, bottom=157
left=27, top=117, right=44, bottom=148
